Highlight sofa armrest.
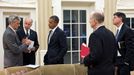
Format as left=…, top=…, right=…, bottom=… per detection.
left=23, top=68, right=41, bottom=75
left=39, top=64, right=76, bottom=75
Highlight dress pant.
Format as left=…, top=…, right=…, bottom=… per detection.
left=117, top=64, right=130, bottom=75
left=23, top=52, right=35, bottom=65
left=116, top=57, right=130, bottom=75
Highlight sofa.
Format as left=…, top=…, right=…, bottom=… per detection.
left=0, top=64, right=88, bottom=75
left=1, top=64, right=134, bottom=75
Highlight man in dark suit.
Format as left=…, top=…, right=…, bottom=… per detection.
left=84, top=11, right=117, bottom=75
left=44, top=15, right=67, bottom=65
left=17, top=18, right=39, bottom=65
left=3, top=14, right=31, bottom=68
left=113, top=12, right=134, bottom=75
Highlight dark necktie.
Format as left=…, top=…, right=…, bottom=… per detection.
left=115, top=29, right=119, bottom=40
left=26, top=30, right=29, bottom=37
left=48, top=30, right=53, bottom=43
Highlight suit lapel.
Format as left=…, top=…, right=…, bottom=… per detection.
left=117, top=24, right=126, bottom=41
left=49, top=27, right=58, bottom=44
left=8, top=27, right=21, bottom=45
left=22, top=28, right=26, bottom=36
left=28, top=29, right=32, bottom=39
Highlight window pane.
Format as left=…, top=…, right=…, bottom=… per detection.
left=72, top=10, right=78, bottom=23
left=67, top=38, right=71, bottom=51
left=64, top=10, right=70, bottom=23
left=64, top=52, right=71, bottom=64
left=132, top=18, right=134, bottom=28
left=72, top=52, right=79, bottom=64
left=126, top=18, right=130, bottom=27
left=64, top=24, right=70, bottom=37
left=72, top=38, right=78, bottom=50
left=80, top=24, right=86, bottom=36
left=72, top=24, right=78, bottom=36
left=80, top=10, right=86, bottom=23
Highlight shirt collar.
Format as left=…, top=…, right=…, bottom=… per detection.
left=94, top=24, right=104, bottom=31
left=51, top=26, right=58, bottom=32
left=24, top=27, right=30, bottom=34
left=9, top=25, right=16, bottom=33
left=117, top=23, right=123, bottom=31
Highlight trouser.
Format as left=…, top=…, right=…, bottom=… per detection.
left=117, top=64, right=130, bottom=75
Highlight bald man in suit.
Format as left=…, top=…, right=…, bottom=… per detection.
left=84, top=11, right=117, bottom=75
left=17, top=18, right=39, bottom=65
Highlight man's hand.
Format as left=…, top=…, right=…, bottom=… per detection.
left=30, top=47, right=36, bottom=51
left=22, top=37, right=31, bottom=45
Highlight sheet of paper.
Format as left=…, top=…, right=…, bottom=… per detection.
left=117, top=50, right=121, bottom=56
left=28, top=41, right=34, bottom=50
left=25, top=64, right=39, bottom=69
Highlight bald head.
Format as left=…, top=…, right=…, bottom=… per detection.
left=24, top=18, right=33, bottom=30
left=89, top=11, right=104, bottom=29
left=90, top=11, right=104, bottom=24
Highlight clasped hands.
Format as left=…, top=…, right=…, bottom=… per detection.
left=22, top=37, right=35, bottom=53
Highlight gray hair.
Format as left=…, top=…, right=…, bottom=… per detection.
left=90, top=11, right=104, bottom=24
left=8, top=14, right=21, bottom=24
left=25, top=17, right=33, bottom=23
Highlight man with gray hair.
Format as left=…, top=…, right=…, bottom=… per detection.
left=3, top=14, right=31, bottom=68
left=83, top=11, right=117, bottom=75
left=17, top=18, right=39, bottom=65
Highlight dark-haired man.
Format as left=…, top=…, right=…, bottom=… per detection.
left=113, top=12, right=134, bottom=75
left=44, top=15, right=67, bottom=65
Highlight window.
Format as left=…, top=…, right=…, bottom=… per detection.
left=63, top=9, right=87, bottom=64
left=126, top=17, right=134, bottom=30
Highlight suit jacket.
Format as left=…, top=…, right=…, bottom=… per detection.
left=17, top=28, right=39, bottom=65
left=44, top=27, right=67, bottom=65
left=84, top=26, right=117, bottom=75
left=3, top=27, right=28, bottom=68
left=116, top=24, right=134, bottom=69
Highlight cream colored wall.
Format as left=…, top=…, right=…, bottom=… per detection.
left=62, top=0, right=95, bottom=2
left=37, top=0, right=52, bottom=65
left=1, top=0, right=35, bottom=3
left=104, top=0, right=117, bottom=33
left=117, top=0, right=134, bottom=9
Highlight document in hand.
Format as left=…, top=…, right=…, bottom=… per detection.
left=28, top=41, right=34, bottom=50
left=80, top=43, right=90, bottom=59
